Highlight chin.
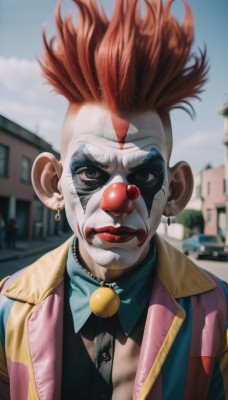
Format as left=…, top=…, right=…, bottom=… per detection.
left=87, top=245, right=143, bottom=270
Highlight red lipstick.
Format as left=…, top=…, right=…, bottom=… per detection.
left=85, top=226, right=147, bottom=246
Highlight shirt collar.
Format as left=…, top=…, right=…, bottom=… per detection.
left=66, top=237, right=156, bottom=336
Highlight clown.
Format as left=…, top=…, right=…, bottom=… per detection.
left=0, top=1, right=228, bottom=399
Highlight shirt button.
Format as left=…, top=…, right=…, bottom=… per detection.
left=101, top=352, right=111, bottom=362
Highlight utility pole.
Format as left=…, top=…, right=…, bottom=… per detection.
left=218, top=103, right=228, bottom=245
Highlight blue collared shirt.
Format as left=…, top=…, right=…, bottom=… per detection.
left=66, top=237, right=156, bottom=336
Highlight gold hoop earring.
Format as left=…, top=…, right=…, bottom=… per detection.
left=55, top=205, right=61, bottom=222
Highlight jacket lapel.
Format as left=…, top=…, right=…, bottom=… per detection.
left=2, top=239, right=71, bottom=400
left=133, top=234, right=216, bottom=399
left=133, top=276, right=185, bottom=399
left=27, top=281, right=64, bottom=400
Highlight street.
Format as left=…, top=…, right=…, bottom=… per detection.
left=190, top=258, right=228, bottom=282
left=0, top=237, right=227, bottom=282
left=0, top=250, right=49, bottom=280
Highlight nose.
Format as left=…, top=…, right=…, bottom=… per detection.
left=100, top=182, right=140, bottom=217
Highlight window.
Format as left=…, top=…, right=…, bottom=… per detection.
left=196, top=185, right=202, bottom=198
left=21, top=156, right=31, bottom=183
left=0, top=144, right=9, bottom=177
left=206, top=209, right=212, bottom=223
left=34, top=199, right=43, bottom=222
left=223, top=179, right=227, bottom=194
left=207, top=182, right=211, bottom=197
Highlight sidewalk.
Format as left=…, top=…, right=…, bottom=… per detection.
left=0, top=232, right=72, bottom=264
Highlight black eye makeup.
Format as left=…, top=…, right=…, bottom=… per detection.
left=69, top=147, right=166, bottom=214
left=70, top=149, right=108, bottom=174
left=75, top=166, right=108, bottom=188
left=128, top=148, right=166, bottom=215
left=77, top=167, right=103, bottom=182
left=70, top=156, right=109, bottom=189
left=128, top=149, right=165, bottom=191
left=69, top=152, right=109, bottom=210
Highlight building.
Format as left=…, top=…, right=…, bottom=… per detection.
left=0, top=115, right=69, bottom=241
left=187, top=165, right=226, bottom=240
left=218, top=103, right=228, bottom=244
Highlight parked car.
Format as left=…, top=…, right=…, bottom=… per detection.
left=182, top=234, right=228, bottom=261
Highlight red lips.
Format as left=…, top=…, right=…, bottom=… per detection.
left=85, top=226, right=147, bottom=246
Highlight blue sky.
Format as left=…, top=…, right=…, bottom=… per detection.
left=0, top=0, right=227, bottom=173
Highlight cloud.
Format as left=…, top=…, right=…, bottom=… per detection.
left=171, top=130, right=224, bottom=172
left=0, top=57, right=38, bottom=92
left=0, top=98, right=63, bottom=147
left=0, top=57, right=56, bottom=101
left=0, top=57, right=67, bottom=149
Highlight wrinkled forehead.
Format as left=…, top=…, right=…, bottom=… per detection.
left=61, top=103, right=170, bottom=161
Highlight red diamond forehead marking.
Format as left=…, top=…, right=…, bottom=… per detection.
left=111, top=114, right=129, bottom=149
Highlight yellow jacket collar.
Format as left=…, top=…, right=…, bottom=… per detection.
left=2, top=234, right=215, bottom=303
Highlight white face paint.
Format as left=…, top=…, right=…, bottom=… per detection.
left=60, top=104, right=170, bottom=273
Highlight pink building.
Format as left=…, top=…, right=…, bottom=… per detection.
left=0, top=115, right=67, bottom=240
left=187, top=165, right=226, bottom=240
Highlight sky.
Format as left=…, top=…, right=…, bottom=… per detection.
left=0, top=0, right=227, bottom=173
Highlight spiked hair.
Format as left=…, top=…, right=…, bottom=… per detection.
left=40, top=0, right=208, bottom=117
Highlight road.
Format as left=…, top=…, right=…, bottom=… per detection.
left=0, top=251, right=49, bottom=280
left=190, top=258, right=228, bottom=282
left=0, top=240, right=227, bottom=282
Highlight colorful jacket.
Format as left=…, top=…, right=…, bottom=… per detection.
left=0, top=234, right=227, bottom=400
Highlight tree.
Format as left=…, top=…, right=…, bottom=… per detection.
left=176, top=209, right=204, bottom=236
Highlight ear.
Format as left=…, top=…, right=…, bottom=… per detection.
left=32, top=152, right=64, bottom=210
left=163, top=161, right=193, bottom=217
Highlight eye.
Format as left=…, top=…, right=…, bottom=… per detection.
left=76, top=167, right=108, bottom=187
left=79, top=168, right=101, bottom=180
left=129, top=168, right=158, bottom=188
left=135, top=169, right=154, bottom=183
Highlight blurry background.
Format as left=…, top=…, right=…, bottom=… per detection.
left=0, top=0, right=227, bottom=172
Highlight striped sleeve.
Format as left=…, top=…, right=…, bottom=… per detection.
left=0, top=282, right=11, bottom=400
left=0, top=342, right=10, bottom=400
left=208, top=280, right=228, bottom=399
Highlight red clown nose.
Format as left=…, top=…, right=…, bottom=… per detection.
left=100, top=182, right=140, bottom=217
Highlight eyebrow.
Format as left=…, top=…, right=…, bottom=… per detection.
left=129, top=148, right=164, bottom=173
left=70, top=147, right=109, bottom=170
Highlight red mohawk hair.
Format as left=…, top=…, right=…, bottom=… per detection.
left=40, top=0, right=208, bottom=116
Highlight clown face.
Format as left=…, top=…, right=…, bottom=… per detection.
left=60, top=104, right=170, bottom=276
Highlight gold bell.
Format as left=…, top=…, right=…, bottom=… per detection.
left=55, top=205, right=61, bottom=222
left=89, top=285, right=120, bottom=318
